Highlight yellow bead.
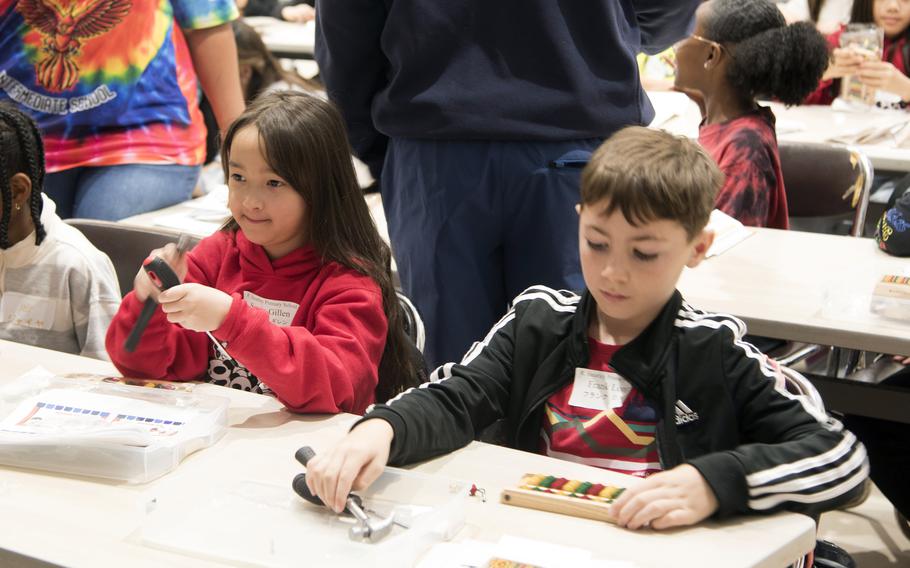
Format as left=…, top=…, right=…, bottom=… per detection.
left=521, top=474, right=546, bottom=489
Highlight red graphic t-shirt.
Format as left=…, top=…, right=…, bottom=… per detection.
left=540, top=337, right=661, bottom=477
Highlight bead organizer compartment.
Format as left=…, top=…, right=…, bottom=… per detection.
left=500, top=473, right=626, bottom=523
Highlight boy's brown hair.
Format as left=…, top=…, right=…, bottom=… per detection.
left=580, top=127, right=722, bottom=239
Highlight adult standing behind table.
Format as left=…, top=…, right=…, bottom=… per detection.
left=317, top=0, right=702, bottom=368
left=0, top=0, right=245, bottom=220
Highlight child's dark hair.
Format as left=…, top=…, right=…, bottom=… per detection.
left=703, top=0, right=830, bottom=105
left=851, top=0, right=910, bottom=76
left=232, top=20, right=319, bottom=103
left=220, top=91, right=421, bottom=402
left=581, top=127, right=722, bottom=239
left=0, top=104, right=45, bottom=249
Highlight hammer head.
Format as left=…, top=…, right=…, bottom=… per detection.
left=348, top=512, right=396, bottom=543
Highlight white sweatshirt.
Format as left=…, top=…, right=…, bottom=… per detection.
left=0, top=195, right=120, bottom=360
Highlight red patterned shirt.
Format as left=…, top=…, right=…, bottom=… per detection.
left=699, top=107, right=789, bottom=229
left=539, top=337, right=661, bottom=477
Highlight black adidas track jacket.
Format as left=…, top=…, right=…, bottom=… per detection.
left=363, top=286, right=869, bottom=518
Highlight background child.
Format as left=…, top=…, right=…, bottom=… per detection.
left=304, top=127, right=867, bottom=532
left=233, top=20, right=320, bottom=104
left=106, top=92, right=419, bottom=414
left=0, top=105, right=120, bottom=359
left=200, top=20, right=319, bottom=168
left=805, top=0, right=910, bottom=108
left=674, top=0, right=829, bottom=228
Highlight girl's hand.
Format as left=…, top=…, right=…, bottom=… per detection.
left=609, top=464, right=719, bottom=530
left=158, top=284, right=233, bottom=332
left=893, top=355, right=910, bottom=366
left=132, top=243, right=189, bottom=302
left=822, top=48, right=864, bottom=81
left=305, top=419, right=394, bottom=513
left=857, top=61, right=910, bottom=100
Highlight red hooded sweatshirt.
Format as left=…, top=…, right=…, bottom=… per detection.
left=106, top=229, right=387, bottom=415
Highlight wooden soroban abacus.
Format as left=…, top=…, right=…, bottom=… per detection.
left=500, top=473, right=626, bottom=523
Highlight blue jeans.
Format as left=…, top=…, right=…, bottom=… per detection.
left=44, top=164, right=201, bottom=220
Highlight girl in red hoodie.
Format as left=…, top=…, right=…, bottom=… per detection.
left=106, top=92, right=420, bottom=414
left=805, top=0, right=910, bottom=108
left=674, top=0, right=829, bottom=229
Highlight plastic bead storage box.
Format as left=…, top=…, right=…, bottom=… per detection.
left=0, top=369, right=229, bottom=483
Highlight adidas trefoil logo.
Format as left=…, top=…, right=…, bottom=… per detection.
left=675, top=400, right=699, bottom=425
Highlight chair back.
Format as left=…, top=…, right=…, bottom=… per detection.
left=396, top=290, right=426, bottom=354
left=779, top=366, right=826, bottom=414
left=779, top=142, right=873, bottom=236
left=65, top=219, right=200, bottom=297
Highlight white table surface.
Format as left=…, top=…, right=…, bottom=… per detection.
left=0, top=340, right=815, bottom=568
left=244, top=16, right=314, bottom=57
left=678, top=227, right=910, bottom=356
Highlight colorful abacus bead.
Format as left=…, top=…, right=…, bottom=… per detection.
left=560, top=479, right=582, bottom=494
left=599, top=486, right=619, bottom=499
left=521, top=474, right=546, bottom=488
left=574, top=481, right=593, bottom=497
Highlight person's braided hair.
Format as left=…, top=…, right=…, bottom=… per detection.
left=0, top=105, right=46, bottom=249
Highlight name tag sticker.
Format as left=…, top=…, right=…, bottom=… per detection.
left=0, top=292, right=57, bottom=330
left=567, top=368, right=632, bottom=411
left=243, top=292, right=300, bottom=327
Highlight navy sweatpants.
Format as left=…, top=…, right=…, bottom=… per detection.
left=381, top=138, right=602, bottom=368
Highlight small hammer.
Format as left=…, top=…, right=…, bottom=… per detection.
left=292, top=446, right=397, bottom=543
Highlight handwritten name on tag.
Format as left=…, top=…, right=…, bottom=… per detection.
left=243, top=291, right=300, bottom=327
left=567, top=368, right=632, bottom=411
left=0, top=292, right=57, bottom=330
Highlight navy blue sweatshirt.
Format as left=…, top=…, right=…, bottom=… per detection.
left=315, top=0, right=698, bottom=178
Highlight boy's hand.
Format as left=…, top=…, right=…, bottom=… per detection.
left=857, top=61, right=910, bottom=100
left=305, top=419, right=394, bottom=513
left=133, top=243, right=189, bottom=302
left=609, top=464, right=718, bottom=530
left=822, top=47, right=864, bottom=81
left=158, top=284, right=233, bottom=332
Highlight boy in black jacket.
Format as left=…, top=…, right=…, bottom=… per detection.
left=306, top=127, right=868, bottom=531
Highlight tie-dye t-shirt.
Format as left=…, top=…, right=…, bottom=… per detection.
left=698, top=107, right=789, bottom=230
left=0, top=0, right=237, bottom=172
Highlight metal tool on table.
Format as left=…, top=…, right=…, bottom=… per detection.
left=292, top=446, right=398, bottom=543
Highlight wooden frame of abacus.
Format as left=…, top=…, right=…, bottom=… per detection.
left=500, top=473, right=625, bottom=523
